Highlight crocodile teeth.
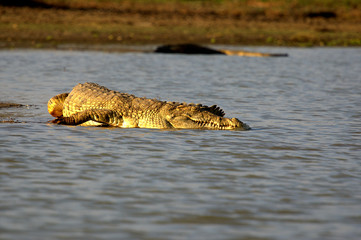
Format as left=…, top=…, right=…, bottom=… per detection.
left=193, top=119, right=230, bottom=129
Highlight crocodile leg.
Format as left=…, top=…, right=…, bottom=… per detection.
left=52, top=109, right=123, bottom=127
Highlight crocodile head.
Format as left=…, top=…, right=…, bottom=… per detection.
left=164, top=104, right=250, bottom=130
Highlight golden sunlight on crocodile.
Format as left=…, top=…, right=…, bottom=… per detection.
left=48, top=82, right=250, bottom=130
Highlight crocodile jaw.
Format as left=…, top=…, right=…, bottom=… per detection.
left=168, top=115, right=250, bottom=130
left=188, top=117, right=251, bottom=130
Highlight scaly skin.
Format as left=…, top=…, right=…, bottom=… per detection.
left=48, top=82, right=250, bottom=130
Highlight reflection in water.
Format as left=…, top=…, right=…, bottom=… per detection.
left=0, top=47, right=360, bottom=240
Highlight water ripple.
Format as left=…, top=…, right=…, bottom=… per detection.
left=1, top=48, right=361, bottom=240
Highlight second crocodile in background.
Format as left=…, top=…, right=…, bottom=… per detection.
left=48, top=82, right=250, bottom=130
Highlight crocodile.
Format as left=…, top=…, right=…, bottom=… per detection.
left=155, top=44, right=288, bottom=57
left=155, top=44, right=225, bottom=55
left=48, top=82, right=250, bottom=130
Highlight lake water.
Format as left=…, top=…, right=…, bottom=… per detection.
left=0, top=47, right=360, bottom=240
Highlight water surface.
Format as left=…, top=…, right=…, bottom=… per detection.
left=0, top=47, right=360, bottom=240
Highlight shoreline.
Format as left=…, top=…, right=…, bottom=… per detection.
left=1, top=43, right=358, bottom=56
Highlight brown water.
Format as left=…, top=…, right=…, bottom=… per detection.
left=0, top=47, right=360, bottom=240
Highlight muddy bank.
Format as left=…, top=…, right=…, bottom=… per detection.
left=0, top=102, right=25, bottom=108
left=0, top=102, right=26, bottom=123
left=1, top=0, right=360, bottom=48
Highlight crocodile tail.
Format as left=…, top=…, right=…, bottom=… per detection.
left=48, top=93, right=69, bottom=117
